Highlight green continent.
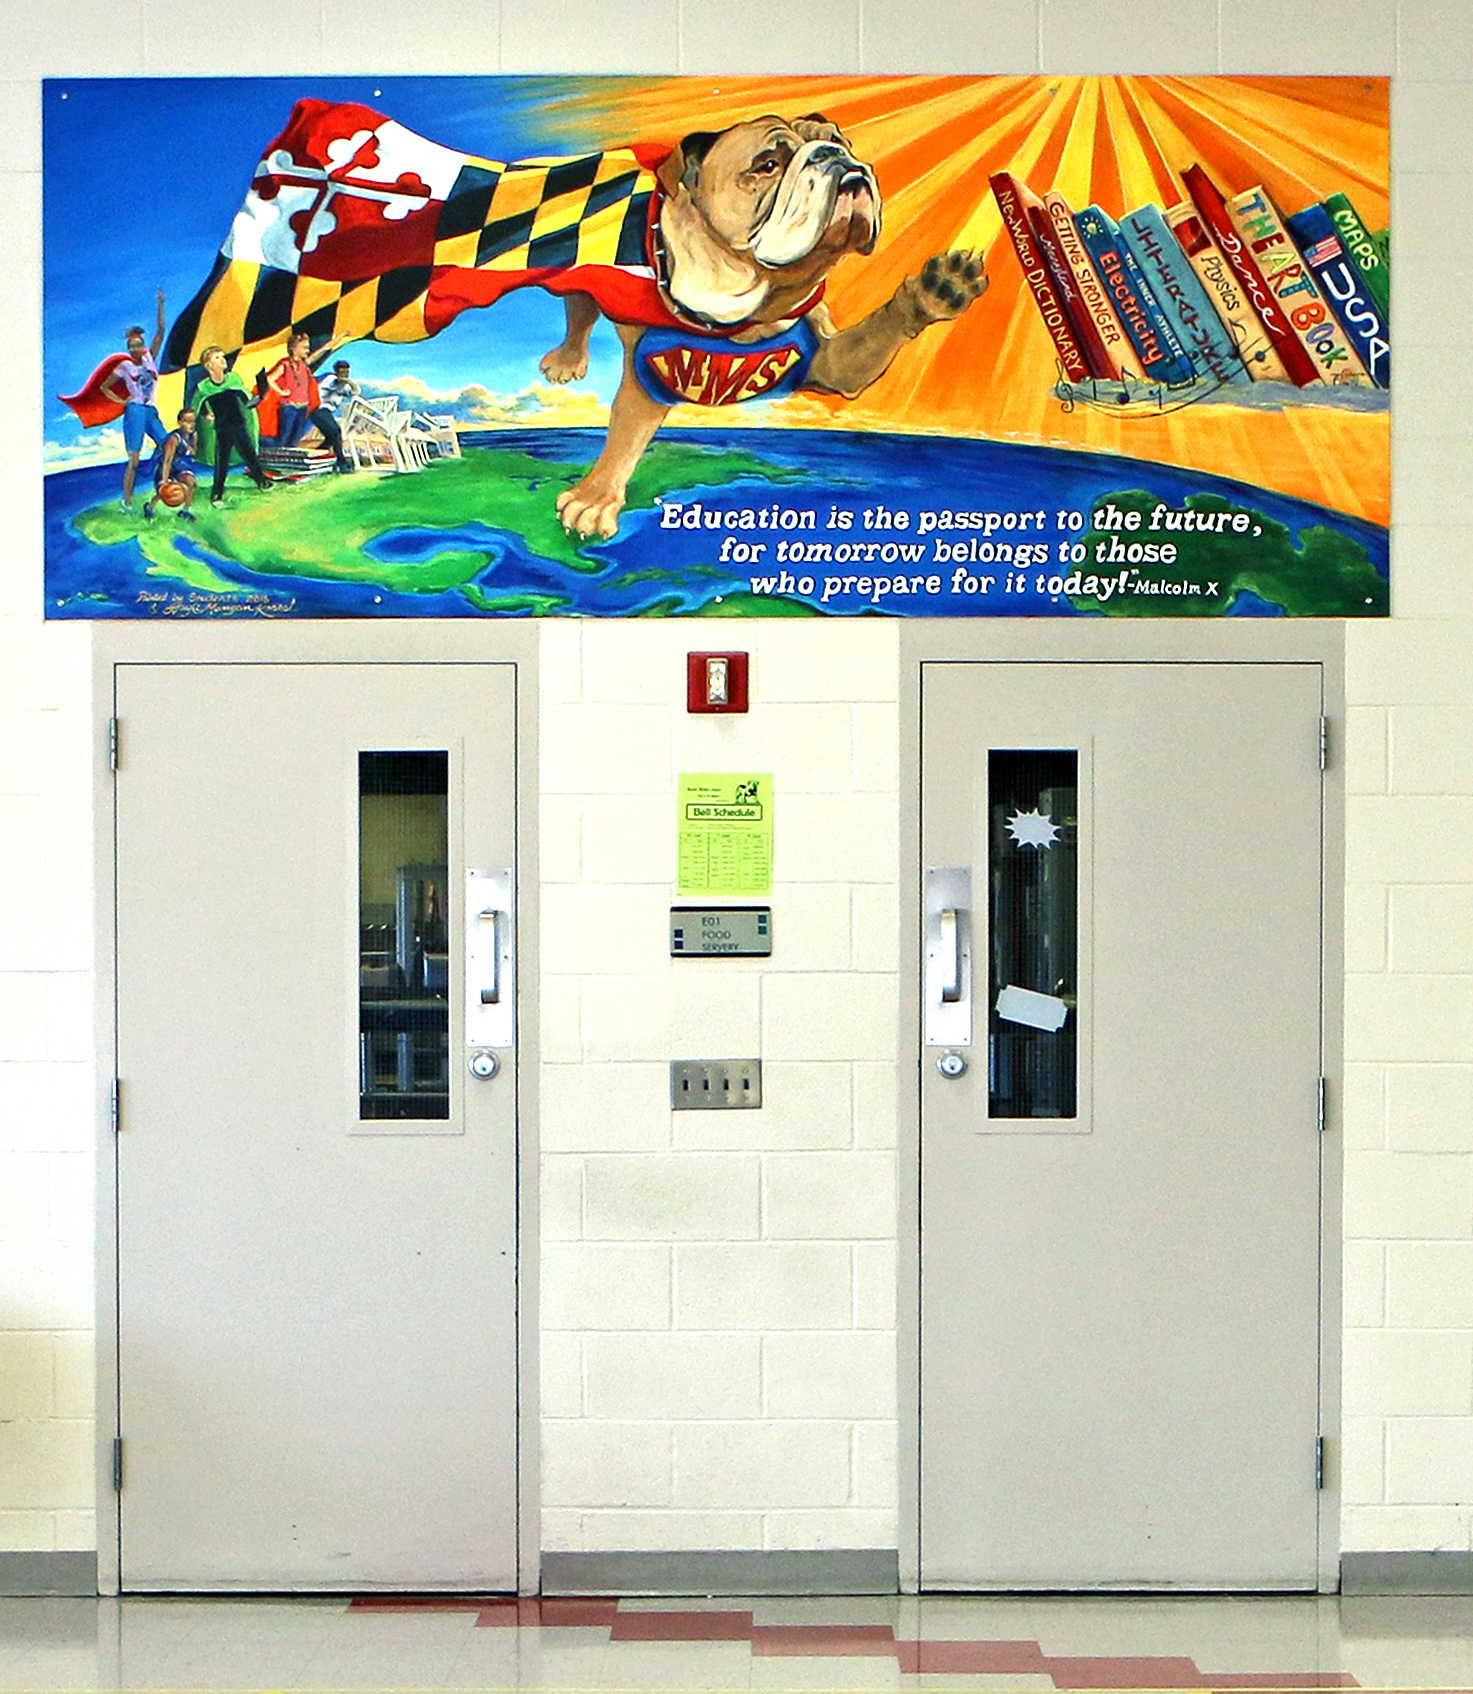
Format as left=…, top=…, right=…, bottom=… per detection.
left=75, top=443, right=805, bottom=605
left=1075, top=491, right=1387, bottom=617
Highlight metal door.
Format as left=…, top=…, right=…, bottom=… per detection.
left=919, top=662, right=1324, bottom=1589
left=113, top=662, right=520, bottom=1590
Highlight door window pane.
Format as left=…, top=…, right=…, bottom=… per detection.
left=359, top=752, right=449, bottom=1120
left=988, top=750, right=1077, bottom=1119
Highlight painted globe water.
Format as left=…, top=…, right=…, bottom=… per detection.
left=46, top=427, right=1387, bottom=620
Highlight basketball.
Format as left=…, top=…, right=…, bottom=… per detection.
left=158, top=480, right=188, bottom=508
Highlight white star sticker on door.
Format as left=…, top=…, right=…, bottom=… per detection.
left=1005, top=807, right=1060, bottom=848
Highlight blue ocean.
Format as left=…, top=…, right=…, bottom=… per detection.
left=44, top=427, right=1389, bottom=619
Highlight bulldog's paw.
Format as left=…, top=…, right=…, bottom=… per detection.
left=556, top=478, right=624, bottom=540
left=907, top=250, right=987, bottom=325
left=540, top=343, right=590, bottom=384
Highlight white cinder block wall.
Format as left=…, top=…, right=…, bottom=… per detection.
left=1, top=0, right=1470, bottom=1567
left=539, top=619, right=900, bottom=1551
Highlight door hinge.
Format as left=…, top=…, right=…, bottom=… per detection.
left=111, top=1078, right=121, bottom=1135
left=1317, top=1076, right=1327, bottom=1134
left=112, top=1437, right=124, bottom=1493
left=1316, top=1435, right=1326, bottom=1490
left=1319, top=716, right=1329, bottom=771
left=109, top=717, right=120, bottom=773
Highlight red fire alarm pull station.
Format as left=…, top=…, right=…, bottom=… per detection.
left=687, top=651, right=749, bottom=713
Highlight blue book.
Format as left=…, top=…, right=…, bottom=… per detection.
left=1074, top=206, right=1195, bottom=386
left=1285, top=203, right=1391, bottom=389
left=1119, top=203, right=1249, bottom=385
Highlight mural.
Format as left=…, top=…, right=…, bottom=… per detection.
left=43, top=76, right=1389, bottom=619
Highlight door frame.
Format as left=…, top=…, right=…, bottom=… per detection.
left=93, top=621, right=541, bottom=1597
left=898, top=620, right=1345, bottom=1595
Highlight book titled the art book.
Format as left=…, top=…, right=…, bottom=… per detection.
left=1227, top=186, right=1372, bottom=387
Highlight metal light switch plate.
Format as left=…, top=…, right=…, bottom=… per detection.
left=670, top=1059, right=763, bottom=1109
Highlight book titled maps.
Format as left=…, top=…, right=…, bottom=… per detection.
left=1284, top=202, right=1390, bottom=388
left=990, top=164, right=1390, bottom=400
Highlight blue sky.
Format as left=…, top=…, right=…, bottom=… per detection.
left=43, top=76, right=659, bottom=457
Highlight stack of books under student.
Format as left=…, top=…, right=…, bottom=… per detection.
left=990, top=164, right=1389, bottom=409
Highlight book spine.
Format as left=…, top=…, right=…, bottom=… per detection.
left=1323, top=191, right=1391, bottom=320
left=1164, top=201, right=1290, bottom=382
left=1074, top=205, right=1196, bottom=385
left=1228, top=186, right=1372, bottom=386
left=1043, top=192, right=1144, bottom=381
left=1285, top=203, right=1390, bottom=388
left=1025, top=203, right=1115, bottom=379
left=989, top=172, right=1090, bottom=382
left=1119, top=202, right=1249, bottom=385
left=1181, top=164, right=1321, bottom=388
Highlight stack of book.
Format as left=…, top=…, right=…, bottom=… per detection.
left=990, top=164, right=1389, bottom=399
left=257, top=443, right=339, bottom=478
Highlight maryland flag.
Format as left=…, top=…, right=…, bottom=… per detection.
left=162, top=99, right=690, bottom=371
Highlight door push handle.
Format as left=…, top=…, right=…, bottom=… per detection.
left=466, top=868, right=514, bottom=1049
left=925, top=869, right=971, bottom=1048
left=477, top=909, right=500, bottom=1004
left=939, top=909, right=961, bottom=1002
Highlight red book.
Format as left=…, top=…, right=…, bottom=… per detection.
left=990, top=171, right=1090, bottom=383
left=1025, top=203, right=1116, bottom=380
left=1181, top=165, right=1320, bottom=387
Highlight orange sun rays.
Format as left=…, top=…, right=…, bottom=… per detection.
left=542, top=75, right=1389, bottom=525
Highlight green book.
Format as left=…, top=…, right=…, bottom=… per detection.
left=1323, top=191, right=1390, bottom=319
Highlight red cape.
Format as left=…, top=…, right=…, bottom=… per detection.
left=58, top=353, right=130, bottom=428
left=256, top=361, right=321, bottom=441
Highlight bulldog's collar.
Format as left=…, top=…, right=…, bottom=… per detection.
left=646, top=185, right=824, bottom=337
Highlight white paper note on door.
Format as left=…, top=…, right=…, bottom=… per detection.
left=996, top=984, right=1069, bottom=1031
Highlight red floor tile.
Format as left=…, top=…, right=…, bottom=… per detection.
left=751, top=1624, right=901, bottom=1657
left=896, top=1639, right=1051, bottom=1674
left=474, top=1597, right=621, bottom=1628
left=1046, top=1654, right=1211, bottom=1688
left=610, top=1608, right=755, bottom=1641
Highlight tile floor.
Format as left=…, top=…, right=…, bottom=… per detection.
left=2, top=1593, right=1473, bottom=1693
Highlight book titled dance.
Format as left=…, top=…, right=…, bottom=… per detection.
left=1181, top=164, right=1320, bottom=387
left=1163, top=201, right=1289, bottom=382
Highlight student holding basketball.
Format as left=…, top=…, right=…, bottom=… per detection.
left=143, top=407, right=200, bottom=522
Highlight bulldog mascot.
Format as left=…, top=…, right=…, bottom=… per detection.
left=156, top=100, right=986, bottom=538
left=550, top=114, right=985, bottom=538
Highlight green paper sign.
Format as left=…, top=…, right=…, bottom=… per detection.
left=678, top=774, right=773, bottom=896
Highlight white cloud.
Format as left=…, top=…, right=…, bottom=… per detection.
left=359, top=377, right=609, bottom=428
left=45, top=428, right=126, bottom=469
